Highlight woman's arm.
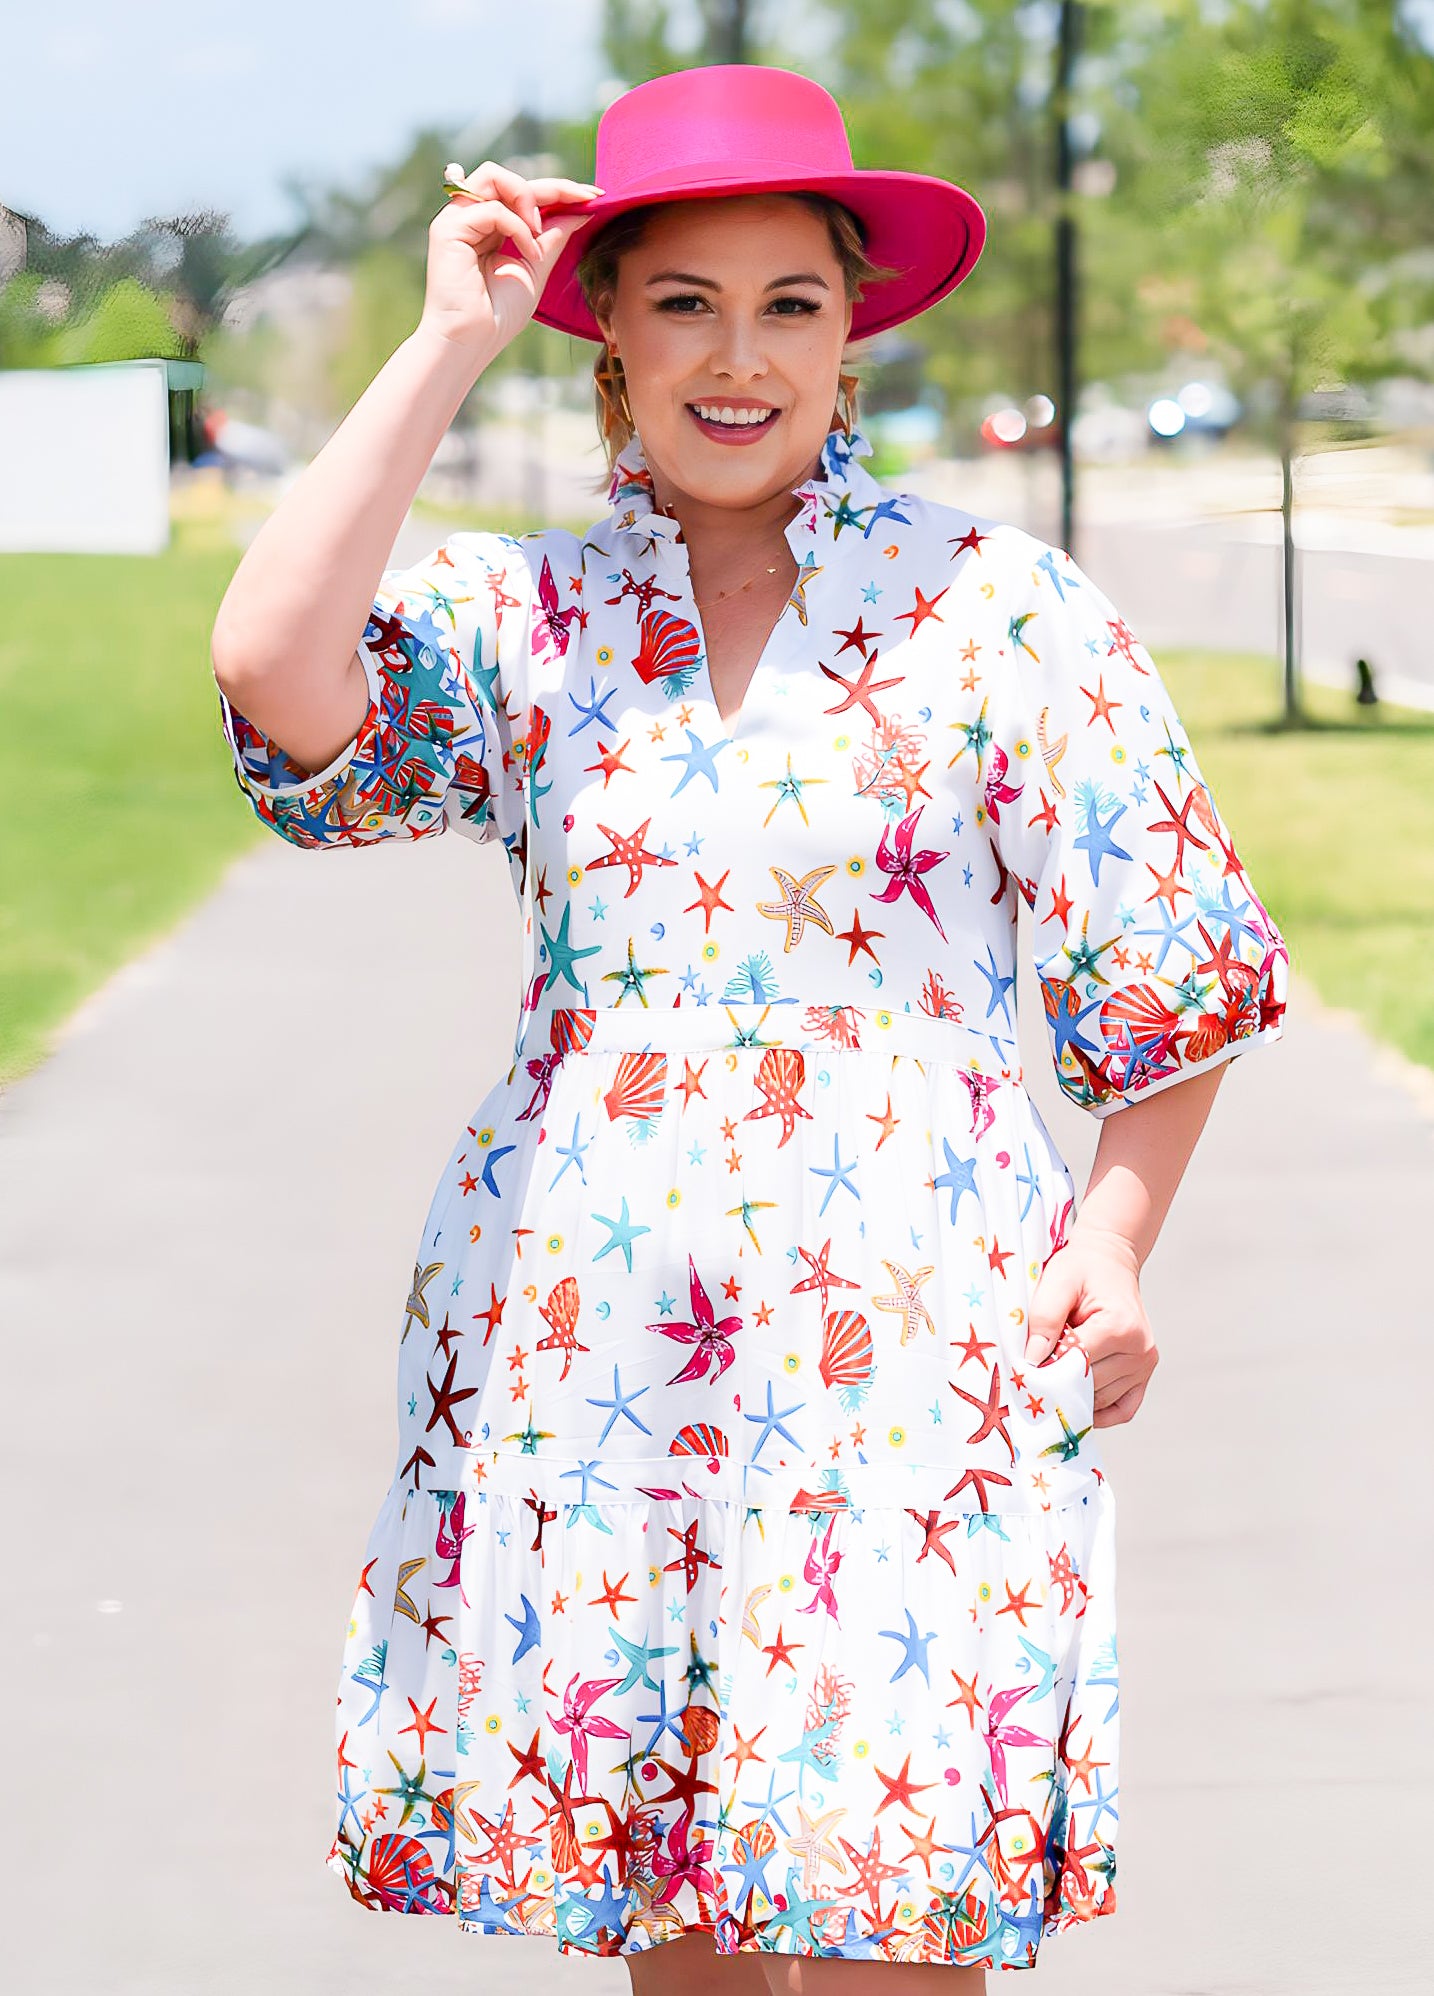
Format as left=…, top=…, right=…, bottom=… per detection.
left=1025, top=1063, right=1228, bottom=1426
left=1073, top=1060, right=1227, bottom=1269
left=209, top=162, right=600, bottom=775
left=210, top=327, right=495, bottom=773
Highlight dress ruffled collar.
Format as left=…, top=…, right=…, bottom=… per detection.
left=604, top=423, right=884, bottom=548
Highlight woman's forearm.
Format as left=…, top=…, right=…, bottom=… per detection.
left=1071, top=1063, right=1228, bottom=1270
left=210, top=321, right=498, bottom=700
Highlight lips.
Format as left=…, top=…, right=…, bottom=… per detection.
left=686, top=403, right=780, bottom=444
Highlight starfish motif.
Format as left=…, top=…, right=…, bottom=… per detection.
left=601, top=935, right=668, bottom=1006
left=587, top=815, right=679, bottom=896
left=785, top=1804, right=849, bottom=1894
left=871, top=1259, right=936, bottom=1345
left=538, top=899, right=601, bottom=997
left=791, top=1237, right=861, bottom=1316
left=757, top=862, right=838, bottom=951
left=872, top=1751, right=938, bottom=1817
left=758, top=750, right=829, bottom=828
left=788, top=550, right=825, bottom=623
left=870, top=805, right=949, bottom=941
left=819, top=652, right=903, bottom=725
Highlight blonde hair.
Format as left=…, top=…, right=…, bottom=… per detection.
left=576, top=192, right=900, bottom=471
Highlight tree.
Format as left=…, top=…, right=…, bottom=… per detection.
left=1103, top=0, right=1434, bottom=724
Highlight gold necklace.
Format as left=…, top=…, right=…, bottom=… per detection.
left=699, top=558, right=785, bottom=608
left=654, top=498, right=789, bottom=610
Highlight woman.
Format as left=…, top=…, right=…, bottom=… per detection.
left=211, top=64, right=1289, bottom=1988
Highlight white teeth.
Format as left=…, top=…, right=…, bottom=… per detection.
left=693, top=404, right=775, bottom=427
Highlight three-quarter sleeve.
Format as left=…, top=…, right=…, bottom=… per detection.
left=986, top=543, right=1290, bottom=1117
left=217, top=531, right=530, bottom=853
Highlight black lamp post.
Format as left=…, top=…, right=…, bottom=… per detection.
left=1054, top=0, right=1082, bottom=557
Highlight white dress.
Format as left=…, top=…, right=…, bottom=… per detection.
left=218, top=424, right=1290, bottom=1968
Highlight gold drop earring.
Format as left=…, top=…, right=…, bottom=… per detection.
left=597, top=344, right=635, bottom=433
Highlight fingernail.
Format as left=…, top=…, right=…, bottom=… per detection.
left=1025, top=1340, right=1049, bottom=1365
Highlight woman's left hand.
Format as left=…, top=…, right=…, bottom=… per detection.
left=1023, top=1222, right=1159, bottom=1427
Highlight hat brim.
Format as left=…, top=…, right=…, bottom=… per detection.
left=527, top=169, right=986, bottom=344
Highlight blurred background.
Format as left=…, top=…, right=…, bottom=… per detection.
left=3, top=0, right=1434, bottom=1089
left=2, top=5, right=1431, bottom=1994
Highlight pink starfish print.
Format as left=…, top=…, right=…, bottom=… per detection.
left=870, top=805, right=950, bottom=941
left=550, top=1673, right=628, bottom=1791
left=648, top=1256, right=743, bottom=1386
left=984, top=1683, right=1050, bottom=1805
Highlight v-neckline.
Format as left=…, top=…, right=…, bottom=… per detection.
left=689, top=575, right=794, bottom=741
left=602, top=426, right=881, bottom=740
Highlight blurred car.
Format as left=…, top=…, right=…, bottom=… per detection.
left=978, top=393, right=1062, bottom=453
left=197, top=409, right=290, bottom=475
left=1146, top=380, right=1241, bottom=443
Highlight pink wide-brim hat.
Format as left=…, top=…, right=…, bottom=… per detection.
left=530, top=65, right=987, bottom=344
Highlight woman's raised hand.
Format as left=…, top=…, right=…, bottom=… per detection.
left=421, top=160, right=603, bottom=360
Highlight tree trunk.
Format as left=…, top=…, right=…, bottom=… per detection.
left=1279, top=396, right=1300, bottom=724
left=1055, top=0, right=1082, bottom=557
left=703, top=0, right=748, bottom=63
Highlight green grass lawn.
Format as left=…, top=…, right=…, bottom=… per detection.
left=1159, top=649, right=1434, bottom=1076
left=0, top=522, right=1430, bottom=1090
left=0, top=514, right=254, bottom=1087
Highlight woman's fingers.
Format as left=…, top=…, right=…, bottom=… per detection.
left=443, top=160, right=602, bottom=234
left=438, top=194, right=544, bottom=266
left=1090, top=1356, right=1149, bottom=1404
left=1093, top=1377, right=1150, bottom=1428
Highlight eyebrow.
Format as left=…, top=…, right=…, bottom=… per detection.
left=644, top=270, right=831, bottom=292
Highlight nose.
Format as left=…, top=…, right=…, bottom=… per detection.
left=707, top=307, right=770, bottom=385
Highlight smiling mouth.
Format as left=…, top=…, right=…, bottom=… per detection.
left=686, top=402, right=780, bottom=433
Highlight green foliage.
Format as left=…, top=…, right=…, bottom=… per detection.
left=1101, top=0, right=1434, bottom=415
left=0, top=272, right=60, bottom=368
left=46, top=275, right=186, bottom=365
left=329, top=245, right=426, bottom=417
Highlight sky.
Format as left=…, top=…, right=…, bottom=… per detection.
left=3, top=0, right=611, bottom=246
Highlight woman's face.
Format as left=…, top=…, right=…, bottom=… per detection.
left=596, top=194, right=854, bottom=518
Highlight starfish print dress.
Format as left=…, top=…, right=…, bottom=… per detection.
left=218, top=423, right=1290, bottom=1971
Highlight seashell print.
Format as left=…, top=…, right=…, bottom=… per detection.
left=1182, top=1009, right=1231, bottom=1063
left=677, top=1702, right=721, bottom=1756
left=366, top=1831, right=447, bottom=1913
left=602, top=1050, right=668, bottom=1123
left=819, top=1309, right=874, bottom=1391
left=551, top=1007, right=596, bottom=1058
left=743, top=1046, right=814, bottom=1147
left=670, top=1421, right=730, bottom=1460
left=1100, top=981, right=1179, bottom=1048
left=536, top=1275, right=588, bottom=1381
left=633, top=607, right=702, bottom=686
left=539, top=1274, right=581, bottom=1339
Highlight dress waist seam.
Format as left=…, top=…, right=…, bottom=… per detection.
left=512, top=998, right=1025, bottom=1080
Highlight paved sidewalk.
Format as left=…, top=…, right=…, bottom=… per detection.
left=2, top=833, right=1429, bottom=1993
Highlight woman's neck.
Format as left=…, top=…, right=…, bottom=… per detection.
left=648, top=454, right=822, bottom=581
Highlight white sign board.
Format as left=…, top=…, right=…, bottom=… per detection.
left=0, top=360, right=170, bottom=554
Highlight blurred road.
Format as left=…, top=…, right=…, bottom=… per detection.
left=279, top=434, right=1434, bottom=714
left=906, top=451, right=1434, bottom=714
left=2, top=825, right=1430, bottom=1992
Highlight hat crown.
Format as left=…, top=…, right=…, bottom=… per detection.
left=528, top=62, right=986, bottom=344
left=596, top=65, right=855, bottom=196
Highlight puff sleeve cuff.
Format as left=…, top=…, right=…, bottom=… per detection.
left=217, top=531, right=529, bottom=854
left=986, top=546, right=1290, bottom=1117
